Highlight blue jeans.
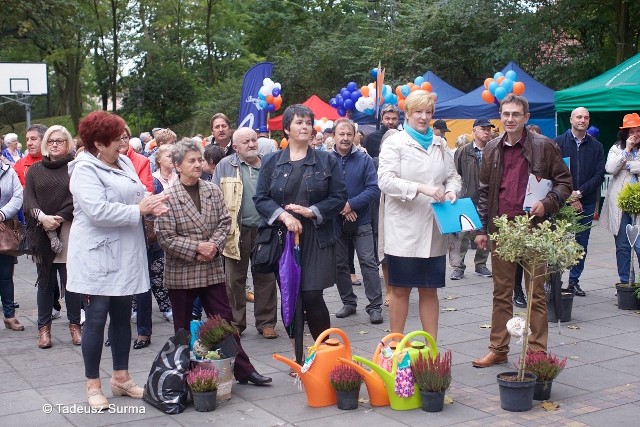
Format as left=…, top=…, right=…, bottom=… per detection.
left=615, top=212, right=640, bottom=283
left=568, top=203, right=596, bottom=285
left=0, top=254, right=16, bottom=318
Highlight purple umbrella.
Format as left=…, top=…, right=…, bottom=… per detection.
left=278, top=231, right=303, bottom=362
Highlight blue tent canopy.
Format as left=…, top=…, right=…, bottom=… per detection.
left=351, top=70, right=465, bottom=125
left=434, top=62, right=555, bottom=120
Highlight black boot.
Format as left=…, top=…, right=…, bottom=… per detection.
left=513, top=281, right=527, bottom=308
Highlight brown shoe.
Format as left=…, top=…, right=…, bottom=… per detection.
left=69, top=323, right=82, bottom=346
left=38, top=324, right=52, bottom=349
left=246, top=291, right=255, bottom=303
left=261, top=327, right=278, bottom=339
left=3, top=317, right=24, bottom=331
left=472, top=352, right=508, bottom=368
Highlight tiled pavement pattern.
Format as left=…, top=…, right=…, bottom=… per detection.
left=1, top=224, right=638, bottom=426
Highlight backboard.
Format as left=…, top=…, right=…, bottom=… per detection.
left=0, top=63, right=48, bottom=96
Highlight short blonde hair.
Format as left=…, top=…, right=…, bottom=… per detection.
left=155, top=128, right=177, bottom=145
left=404, top=90, right=436, bottom=115
left=41, top=125, right=73, bottom=157
left=155, top=143, right=175, bottom=169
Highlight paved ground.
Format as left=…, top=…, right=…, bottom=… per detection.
left=1, top=224, right=638, bottom=426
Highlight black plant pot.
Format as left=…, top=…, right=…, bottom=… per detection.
left=336, top=389, right=360, bottom=410
left=616, top=284, right=640, bottom=310
left=192, top=390, right=217, bottom=412
left=215, top=335, right=240, bottom=358
left=547, top=290, right=574, bottom=322
left=497, top=372, right=537, bottom=412
left=533, top=380, right=553, bottom=401
left=420, top=390, right=445, bottom=412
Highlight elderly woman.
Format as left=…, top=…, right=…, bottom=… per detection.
left=0, top=161, right=24, bottom=331
left=67, top=111, right=169, bottom=410
left=24, top=125, right=82, bottom=349
left=152, top=143, right=178, bottom=189
left=154, top=139, right=271, bottom=386
left=600, top=113, right=640, bottom=284
left=2, top=133, right=23, bottom=164
left=254, top=104, right=347, bottom=341
left=378, top=90, right=461, bottom=340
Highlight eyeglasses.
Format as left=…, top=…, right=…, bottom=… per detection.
left=47, top=139, right=67, bottom=146
left=500, top=112, right=524, bottom=119
left=120, top=135, right=130, bottom=141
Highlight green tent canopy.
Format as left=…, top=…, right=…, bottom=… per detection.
left=555, top=53, right=640, bottom=148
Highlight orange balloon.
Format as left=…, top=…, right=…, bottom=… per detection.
left=266, top=95, right=274, bottom=104
left=360, top=86, right=369, bottom=97
left=314, top=125, right=322, bottom=132
left=395, top=85, right=403, bottom=97
left=280, top=138, right=288, bottom=149
left=410, top=85, right=419, bottom=92
left=481, top=89, right=495, bottom=104
left=484, top=77, right=494, bottom=89
left=497, top=76, right=505, bottom=84
left=274, top=96, right=282, bottom=109
left=513, top=81, right=525, bottom=95
left=398, top=99, right=405, bottom=110
left=421, top=82, right=432, bottom=92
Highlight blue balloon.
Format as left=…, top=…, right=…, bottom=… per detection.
left=337, top=107, right=347, bottom=117
left=501, top=78, right=514, bottom=93
left=414, top=76, right=425, bottom=86
left=259, top=99, right=267, bottom=108
left=272, top=87, right=281, bottom=97
left=267, top=103, right=276, bottom=111
left=350, top=90, right=361, bottom=102
left=340, top=88, right=348, bottom=98
left=494, top=87, right=507, bottom=101
left=364, top=108, right=375, bottom=116
left=258, top=93, right=266, bottom=100
left=401, top=84, right=410, bottom=97
left=505, top=70, right=517, bottom=82
left=488, top=81, right=499, bottom=95
left=371, top=68, right=378, bottom=79
left=342, top=90, right=351, bottom=101
left=383, top=92, right=394, bottom=104
left=344, top=99, right=354, bottom=110
left=336, top=95, right=344, bottom=108
left=329, top=97, right=338, bottom=108
left=347, top=81, right=358, bottom=92
left=493, top=72, right=504, bottom=80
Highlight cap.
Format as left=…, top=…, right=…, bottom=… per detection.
left=473, top=118, right=495, bottom=128
left=255, top=125, right=268, bottom=134
left=432, top=119, right=450, bottom=132
left=620, top=113, right=640, bottom=129
left=323, top=127, right=334, bottom=134
left=586, top=125, right=600, bottom=138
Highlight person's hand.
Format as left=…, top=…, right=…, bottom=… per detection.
left=340, top=202, right=353, bottom=216
left=344, top=211, right=357, bottom=222
left=139, top=194, right=169, bottom=216
left=529, top=200, right=545, bottom=217
left=41, top=215, right=63, bottom=231
left=279, top=211, right=303, bottom=234
left=286, top=204, right=316, bottom=219
left=445, top=191, right=457, bottom=204
left=197, top=242, right=218, bottom=261
left=475, top=235, right=488, bottom=251
left=571, top=199, right=583, bottom=212
left=418, top=184, right=445, bottom=202
left=625, top=134, right=638, bottom=152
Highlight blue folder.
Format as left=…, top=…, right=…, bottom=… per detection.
left=431, top=197, right=482, bottom=234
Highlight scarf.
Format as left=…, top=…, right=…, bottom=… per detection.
left=404, top=122, right=433, bottom=151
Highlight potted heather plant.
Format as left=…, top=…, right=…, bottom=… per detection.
left=195, top=315, right=240, bottom=358
left=491, top=214, right=583, bottom=411
left=329, top=364, right=363, bottom=410
left=412, top=350, right=452, bottom=412
left=186, top=365, right=219, bottom=412
left=616, top=183, right=640, bottom=310
left=520, top=351, right=567, bottom=401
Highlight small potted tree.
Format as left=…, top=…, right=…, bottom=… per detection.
left=329, top=364, right=363, bottom=410
left=616, top=183, right=640, bottom=310
left=186, top=365, right=219, bottom=412
left=491, top=214, right=583, bottom=411
left=412, top=350, right=452, bottom=412
left=520, top=351, right=567, bottom=401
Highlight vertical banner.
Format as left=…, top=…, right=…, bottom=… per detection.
left=375, top=61, right=385, bottom=120
left=238, top=62, right=274, bottom=130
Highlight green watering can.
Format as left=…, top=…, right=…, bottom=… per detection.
left=352, top=330, right=438, bottom=411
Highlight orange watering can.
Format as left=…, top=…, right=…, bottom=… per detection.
left=338, top=332, right=404, bottom=406
left=273, top=327, right=352, bottom=407
left=352, top=330, right=438, bottom=410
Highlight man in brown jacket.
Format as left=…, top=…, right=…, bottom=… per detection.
left=472, top=94, right=572, bottom=368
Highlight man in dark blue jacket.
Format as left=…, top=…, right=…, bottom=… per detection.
left=554, top=107, right=605, bottom=296
left=331, top=118, right=383, bottom=323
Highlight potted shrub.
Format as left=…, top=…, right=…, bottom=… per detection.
left=186, top=365, right=219, bottom=412
left=520, top=351, right=567, bottom=401
left=491, top=214, right=584, bottom=411
left=329, top=364, right=363, bottom=410
left=616, top=183, right=640, bottom=310
left=412, top=350, right=452, bottom=412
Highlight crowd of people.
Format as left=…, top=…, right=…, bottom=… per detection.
left=0, top=93, right=637, bottom=410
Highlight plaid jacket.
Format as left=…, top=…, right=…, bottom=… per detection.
left=155, top=179, right=231, bottom=289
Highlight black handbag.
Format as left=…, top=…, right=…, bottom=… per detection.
left=251, top=224, right=285, bottom=274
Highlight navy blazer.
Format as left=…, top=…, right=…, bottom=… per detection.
left=554, top=130, right=605, bottom=204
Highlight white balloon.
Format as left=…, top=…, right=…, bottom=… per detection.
left=259, top=86, right=271, bottom=96
left=274, top=82, right=281, bottom=90
left=326, top=120, right=334, bottom=128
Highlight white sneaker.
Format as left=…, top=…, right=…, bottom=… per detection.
left=80, top=309, right=85, bottom=325
left=52, top=309, right=61, bottom=320
left=163, top=310, right=173, bottom=323
left=131, top=311, right=137, bottom=324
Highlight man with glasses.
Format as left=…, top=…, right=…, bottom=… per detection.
left=15, top=124, right=47, bottom=187
left=449, top=119, right=494, bottom=281
left=471, top=94, right=572, bottom=368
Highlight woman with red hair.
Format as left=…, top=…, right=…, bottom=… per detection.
left=67, top=111, right=169, bottom=410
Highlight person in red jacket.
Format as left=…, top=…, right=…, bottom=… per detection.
left=119, top=126, right=153, bottom=193
left=14, top=124, right=47, bottom=187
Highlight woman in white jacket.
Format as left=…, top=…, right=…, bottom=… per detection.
left=378, top=90, right=461, bottom=340
left=600, top=113, right=640, bottom=284
left=67, top=111, right=168, bottom=410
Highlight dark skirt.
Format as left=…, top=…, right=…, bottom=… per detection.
left=387, top=254, right=446, bottom=288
